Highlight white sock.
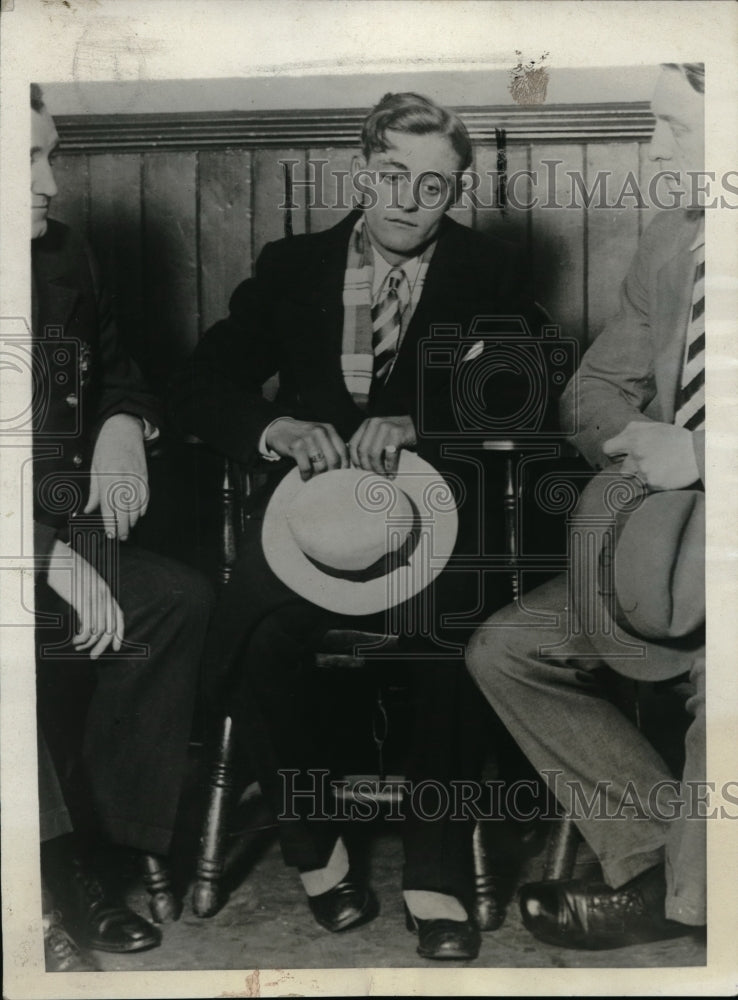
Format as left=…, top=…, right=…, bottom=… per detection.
left=299, top=837, right=350, bottom=897
left=404, top=890, right=468, bottom=921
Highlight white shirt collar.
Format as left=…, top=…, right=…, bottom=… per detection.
left=370, top=245, right=425, bottom=298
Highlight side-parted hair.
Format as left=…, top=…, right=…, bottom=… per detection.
left=31, top=83, right=45, bottom=111
left=361, top=92, right=473, bottom=172
left=662, top=63, right=705, bottom=95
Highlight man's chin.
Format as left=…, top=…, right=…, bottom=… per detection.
left=31, top=217, right=48, bottom=239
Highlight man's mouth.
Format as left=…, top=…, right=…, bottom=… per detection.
left=385, top=218, right=417, bottom=228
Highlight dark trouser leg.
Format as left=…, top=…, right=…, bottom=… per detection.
left=401, top=656, right=490, bottom=908
left=228, top=600, right=339, bottom=871
left=38, top=728, right=73, bottom=844
left=36, top=545, right=214, bottom=856
left=206, top=528, right=338, bottom=871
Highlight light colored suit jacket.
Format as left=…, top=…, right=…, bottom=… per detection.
left=560, top=209, right=705, bottom=482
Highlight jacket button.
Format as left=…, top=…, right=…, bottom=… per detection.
left=72, top=453, right=84, bottom=467
left=65, top=393, right=79, bottom=408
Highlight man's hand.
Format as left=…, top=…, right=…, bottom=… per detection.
left=349, top=415, right=417, bottom=478
left=265, top=417, right=349, bottom=481
left=46, top=539, right=125, bottom=660
left=602, top=420, right=700, bottom=491
left=84, top=413, right=149, bottom=540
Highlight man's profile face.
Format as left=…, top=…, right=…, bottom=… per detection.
left=31, top=107, right=59, bottom=239
left=649, top=68, right=705, bottom=198
left=353, top=130, right=462, bottom=264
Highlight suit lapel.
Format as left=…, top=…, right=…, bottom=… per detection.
left=282, top=214, right=364, bottom=425
left=32, top=225, right=82, bottom=334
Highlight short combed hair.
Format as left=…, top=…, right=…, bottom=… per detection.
left=662, top=63, right=705, bottom=94
left=361, top=92, right=472, bottom=172
left=31, top=83, right=45, bottom=111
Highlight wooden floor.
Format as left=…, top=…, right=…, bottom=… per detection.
left=92, top=799, right=706, bottom=977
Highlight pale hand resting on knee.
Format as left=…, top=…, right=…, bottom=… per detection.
left=46, top=539, right=125, bottom=659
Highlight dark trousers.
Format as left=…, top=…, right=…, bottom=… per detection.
left=205, top=524, right=492, bottom=905
left=36, top=543, right=214, bottom=856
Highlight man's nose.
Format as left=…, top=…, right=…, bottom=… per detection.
left=32, top=159, right=58, bottom=199
left=648, top=120, right=673, bottom=163
left=396, top=177, right=418, bottom=212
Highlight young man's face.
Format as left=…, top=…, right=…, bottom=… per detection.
left=31, top=107, right=59, bottom=239
left=648, top=68, right=705, bottom=200
left=353, top=130, right=463, bottom=264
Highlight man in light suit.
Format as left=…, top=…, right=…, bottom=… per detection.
left=466, top=63, right=707, bottom=948
left=171, top=92, right=541, bottom=960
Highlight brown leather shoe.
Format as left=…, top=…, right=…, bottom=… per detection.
left=519, top=870, right=692, bottom=950
left=43, top=911, right=98, bottom=972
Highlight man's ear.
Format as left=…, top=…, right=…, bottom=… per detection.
left=351, top=154, right=371, bottom=209
left=351, top=153, right=367, bottom=177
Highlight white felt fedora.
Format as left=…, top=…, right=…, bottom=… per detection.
left=262, top=453, right=458, bottom=615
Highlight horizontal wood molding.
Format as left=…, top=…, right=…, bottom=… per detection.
left=55, top=102, right=655, bottom=152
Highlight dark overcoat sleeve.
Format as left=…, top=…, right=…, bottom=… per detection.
left=168, top=241, right=290, bottom=464
left=86, top=242, right=161, bottom=433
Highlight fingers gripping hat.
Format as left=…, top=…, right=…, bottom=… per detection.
left=262, top=453, right=458, bottom=615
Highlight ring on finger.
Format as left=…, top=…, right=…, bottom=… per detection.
left=308, top=451, right=325, bottom=464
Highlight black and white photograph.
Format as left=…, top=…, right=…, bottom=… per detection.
left=1, top=1, right=736, bottom=996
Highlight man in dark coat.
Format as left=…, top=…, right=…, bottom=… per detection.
left=30, top=84, right=214, bottom=968
left=171, top=92, right=537, bottom=961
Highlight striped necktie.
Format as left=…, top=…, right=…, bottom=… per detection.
left=372, top=268, right=409, bottom=384
left=674, top=243, right=705, bottom=432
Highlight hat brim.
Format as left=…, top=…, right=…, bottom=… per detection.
left=572, top=472, right=703, bottom=682
left=262, top=453, right=458, bottom=615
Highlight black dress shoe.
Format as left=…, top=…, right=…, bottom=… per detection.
left=307, top=874, right=379, bottom=932
left=65, top=859, right=161, bottom=953
left=44, top=911, right=98, bottom=972
left=405, top=906, right=481, bottom=961
left=519, top=871, right=692, bottom=950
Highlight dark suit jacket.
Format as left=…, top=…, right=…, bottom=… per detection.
left=170, top=210, right=536, bottom=497
left=32, top=219, right=160, bottom=560
left=560, top=209, right=705, bottom=481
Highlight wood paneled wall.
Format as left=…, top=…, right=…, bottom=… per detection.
left=52, top=104, right=657, bottom=388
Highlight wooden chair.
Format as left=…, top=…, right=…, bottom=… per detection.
left=191, top=430, right=582, bottom=926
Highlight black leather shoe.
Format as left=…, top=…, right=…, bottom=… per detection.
left=44, top=911, right=98, bottom=972
left=65, top=859, right=161, bottom=953
left=307, top=874, right=379, bottom=932
left=405, top=906, right=481, bottom=961
left=519, top=872, right=691, bottom=950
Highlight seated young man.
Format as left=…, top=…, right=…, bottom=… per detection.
left=466, top=64, right=707, bottom=949
left=170, top=91, right=540, bottom=961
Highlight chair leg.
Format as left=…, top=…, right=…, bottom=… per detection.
left=140, top=853, right=182, bottom=923
left=192, top=715, right=236, bottom=918
left=471, top=821, right=505, bottom=931
left=542, top=817, right=580, bottom=881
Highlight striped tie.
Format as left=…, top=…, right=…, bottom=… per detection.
left=372, top=268, right=409, bottom=383
left=674, top=245, right=705, bottom=432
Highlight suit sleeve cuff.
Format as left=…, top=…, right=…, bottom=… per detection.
left=259, top=418, right=283, bottom=461
left=141, top=418, right=160, bottom=443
